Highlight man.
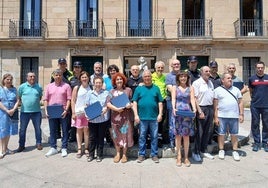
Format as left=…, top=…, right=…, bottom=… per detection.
left=126, top=64, right=143, bottom=145
left=165, top=59, right=181, bottom=149
left=152, top=61, right=167, bottom=146
left=90, top=62, right=108, bottom=85
left=126, top=65, right=143, bottom=94
left=214, top=73, right=244, bottom=161
left=209, top=61, right=221, bottom=89
left=69, top=61, right=83, bottom=89
left=248, top=61, right=268, bottom=152
left=208, top=61, right=221, bottom=144
left=51, top=58, right=73, bottom=84
left=227, top=63, right=248, bottom=95
left=192, top=66, right=215, bottom=161
left=132, top=70, right=163, bottom=163
left=17, top=72, right=43, bottom=152
left=186, top=56, right=201, bottom=84
left=68, top=61, right=83, bottom=142
left=44, top=69, right=72, bottom=157
left=51, top=58, right=73, bottom=140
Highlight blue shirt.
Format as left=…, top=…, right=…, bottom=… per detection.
left=86, top=89, right=110, bottom=123
left=18, top=82, right=43, bottom=112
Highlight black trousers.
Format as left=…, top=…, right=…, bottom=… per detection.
left=88, top=121, right=107, bottom=157
left=194, top=105, right=214, bottom=154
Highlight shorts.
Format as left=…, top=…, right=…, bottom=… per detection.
left=218, top=117, right=239, bottom=135
left=71, top=115, right=88, bottom=129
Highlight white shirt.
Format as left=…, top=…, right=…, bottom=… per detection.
left=192, top=77, right=214, bottom=106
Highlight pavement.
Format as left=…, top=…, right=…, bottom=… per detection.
left=1, top=109, right=268, bottom=188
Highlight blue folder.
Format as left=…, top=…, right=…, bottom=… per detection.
left=84, top=101, right=102, bottom=120
left=111, top=93, right=130, bottom=108
left=176, top=110, right=195, bottom=118
left=233, top=82, right=244, bottom=90
left=47, top=104, right=64, bottom=119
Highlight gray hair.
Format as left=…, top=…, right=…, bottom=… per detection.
left=142, top=69, right=152, bottom=77
left=52, top=69, right=62, bottom=76
left=155, top=61, right=165, bottom=68
left=94, top=61, right=102, bottom=67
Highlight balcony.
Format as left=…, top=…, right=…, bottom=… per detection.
left=116, top=19, right=165, bottom=38
left=9, top=19, right=47, bottom=38
left=177, top=19, right=213, bottom=38
left=68, top=19, right=103, bottom=38
left=234, top=19, right=268, bottom=38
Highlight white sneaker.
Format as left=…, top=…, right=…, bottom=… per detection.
left=218, top=150, right=225, bottom=159
left=201, top=152, right=214, bottom=160
left=45, top=148, right=58, bottom=157
left=61, top=148, right=68, bottom=157
left=192, top=153, right=202, bottom=162
left=232, top=151, right=240, bottom=161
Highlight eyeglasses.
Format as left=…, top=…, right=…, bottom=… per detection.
left=173, top=64, right=180, bottom=66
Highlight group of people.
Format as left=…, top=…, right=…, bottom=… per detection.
left=0, top=57, right=267, bottom=168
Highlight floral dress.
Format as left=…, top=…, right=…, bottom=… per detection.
left=174, top=86, right=194, bottom=136
left=107, top=87, right=134, bottom=148
left=0, top=86, right=18, bottom=139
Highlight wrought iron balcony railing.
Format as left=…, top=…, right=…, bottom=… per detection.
left=234, top=19, right=268, bottom=37
left=68, top=19, right=103, bottom=38
left=177, top=19, right=212, bottom=38
left=9, top=19, right=47, bottom=38
left=116, top=19, right=165, bottom=38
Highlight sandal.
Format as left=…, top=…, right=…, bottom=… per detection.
left=84, top=149, right=90, bottom=158
left=76, top=148, right=82, bottom=158
left=0, top=153, right=4, bottom=159
left=6, top=149, right=15, bottom=155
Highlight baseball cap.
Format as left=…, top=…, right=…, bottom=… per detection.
left=58, top=58, right=67, bottom=64
left=209, top=61, right=218, bottom=67
left=188, top=56, right=198, bottom=62
left=73, top=61, right=82, bottom=67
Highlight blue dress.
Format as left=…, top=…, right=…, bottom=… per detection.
left=0, top=86, right=18, bottom=139
left=174, top=86, right=194, bottom=136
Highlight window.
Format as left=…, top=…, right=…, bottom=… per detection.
left=240, top=0, right=263, bottom=36
left=242, top=57, right=260, bottom=84
left=129, top=0, right=152, bottom=36
left=77, top=0, right=98, bottom=37
left=20, top=0, right=42, bottom=37
left=21, top=57, right=39, bottom=84
left=182, top=0, right=205, bottom=36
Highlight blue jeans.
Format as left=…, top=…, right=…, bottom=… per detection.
left=48, top=117, right=68, bottom=149
left=250, top=106, right=268, bottom=144
left=19, top=112, right=42, bottom=147
left=166, top=99, right=175, bottom=146
left=138, top=120, right=158, bottom=157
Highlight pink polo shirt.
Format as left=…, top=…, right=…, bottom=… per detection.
left=43, top=82, right=72, bottom=108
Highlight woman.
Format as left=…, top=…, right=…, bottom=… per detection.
left=104, top=64, right=119, bottom=91
left=0, top=73, right=20, bottom=159
left=107, top=72, right=133, bottom=163
left=171, top=71, right=196, bottom=167
left=86, top=76, right=109, bottom=162
left=71, top=71, right=91, bottom=158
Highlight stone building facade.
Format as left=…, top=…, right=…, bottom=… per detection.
left=0, top=0, right=267, bottom=104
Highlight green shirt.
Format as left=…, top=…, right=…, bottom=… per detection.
left=132, top=84, right=163, bottom=120
left=152, top=72, right=167, bottom=99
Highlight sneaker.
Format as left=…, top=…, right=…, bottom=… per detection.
left=45, top=148, right=58, bottom=157
left=61, top=148, right=68, bottom=157
left=192, top=153, right=202, bottom=162
left=201, top=152, right=214, bottom=160
left=137, top=155, right=145, bottom=163
left=152, top=156, right=159, bottom=163
left=232, top=151, right=240, bottom=161
left=17, top=146, right=25, bottom=153
left=262, top=143, right=268, bottom=152
left=218, top=150, right=225, bottom=160
left=252, top=143, right=260, bottom=152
